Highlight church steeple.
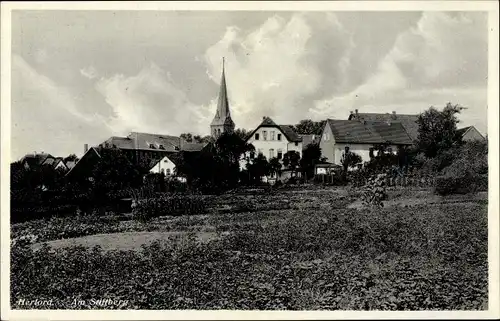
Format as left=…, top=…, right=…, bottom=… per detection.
left=210, top=57, right=235, bottom=138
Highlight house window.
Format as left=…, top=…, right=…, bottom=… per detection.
left=149, top=144, right=156, bottom=149
left=164, top=158, right=169, bottom=163
left=277, top=133, right=282, bottom=141
left=277, top=149, right=283, bottom=160
left=345, top=146, right=350, bottom=153
left=295, top=142, right=298, bottom=146
left=161, top=169, right=165, bottom=174
left=263, top=131, right=268, bottom=140
left=174, top=146, right=179, bottom=151
left=269, top=149, right=275, bottom=159
left=166, top=168, right=171, bottom=175
left=250, top=151, right=255, bottom=159
left=159, top=145, right=165, bottom=150
left=255, top=133, right=260, bottom=140
left=270, top=131, right=275, bottom=140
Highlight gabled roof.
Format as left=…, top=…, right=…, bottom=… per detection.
left=20, top=153, right=54, bottom=167
left=246, top=117, right=302, bottom=143
left=457, top=126, right=472, bottom=136
left=349, top=112, right=420, bottom=141
left=326, top=119, right=413, bottom=145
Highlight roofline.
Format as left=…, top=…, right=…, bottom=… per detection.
left=245, top=123, right=301, bottom=143
left=65, top=147, right=102, bottom=177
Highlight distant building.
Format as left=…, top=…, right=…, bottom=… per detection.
left=20, top=152, right=54, bottom=169
left=149, top=155, right=177, bottom=176
left=319, top=118, right=413, bottom=165
left=244, top=116, right=303, bottom=161
left=210, top=58, right=235, bottom=139
left=348, top=109, right=420, bottom=142
left=457, top=126, right=486, bottom=142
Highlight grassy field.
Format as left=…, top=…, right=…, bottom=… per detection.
left=11, top=186, right=488, bottom=310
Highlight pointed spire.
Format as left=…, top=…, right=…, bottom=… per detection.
left=211, top=57, right=233, bottom=125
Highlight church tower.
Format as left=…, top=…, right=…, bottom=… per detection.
left=210, top=58, right=235, bottom=139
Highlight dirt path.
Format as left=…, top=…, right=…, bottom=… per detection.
left=32, top=231, right=219, bottom=252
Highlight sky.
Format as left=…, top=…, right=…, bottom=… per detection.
left=11, top=10, right=488, bottom=160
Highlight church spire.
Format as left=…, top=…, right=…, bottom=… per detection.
left=210, top=57, right=235, bottom=138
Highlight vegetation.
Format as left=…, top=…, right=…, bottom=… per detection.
left=11, top=188, right=487, bottom=310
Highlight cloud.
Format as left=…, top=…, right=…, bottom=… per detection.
left=312, top=12, right=488, bottom=133
left=203, top=13, right=350, bottom=129
left=95, top=63, right=212, bottom=136
left=80, top=66, right=98, bottom=79
left=11, top=55, right=111, bottom=160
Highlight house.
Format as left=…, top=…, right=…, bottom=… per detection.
left=20, top=152, right=55, bottom=169
left=244, top=116, right=303, bottom=162
left=457, top=126, right=486, bottom=142
left=319, top=119, right=413, bottom=165
left=348, top=109, right=420, bottom=142
left=149, top=155, right=177, bottom=176
left=53, top=158, right=69, bottom=171
left=65, top=147, right=103, bottom=181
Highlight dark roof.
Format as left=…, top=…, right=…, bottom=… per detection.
left=21, top=153, right=54, bottom=166
left=349, top=112, right=420, bottom=141
left=300, top=134, right=320, bottom=148
left=326, top=119, right=413, bottom=145
left=246, top=117, right=302, bottom=143
left=101, top=132, right=183, bottom=152
left=180, top=142, right=206, bottom=152
left=457, top=126, right=472, bottom=136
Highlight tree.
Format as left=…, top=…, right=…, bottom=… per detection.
left=416, top=103, right=465, bottom=158
left=340, top=149, right=362, bottom=173
left=247, top=154, right=271, bottom=184
left=294, top=119, right=326, bottom=135
left=180, top=133, right=193, bottom=143
left=299, top=143, right=324, bottom=179
left=283, top=151, right=301, bottom=173
left=63, top=154, right=79, bottom=163
left=234, top=128, right=249, bottom=141
left=269, top=157, right=282, bottom=179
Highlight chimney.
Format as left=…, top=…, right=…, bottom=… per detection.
left=84, top=144, right=89, bottom=153
left=392, top=111, right=396, bottom=115
left=355, top=109, right=358, bottom=116
left=263, top=116, right=266, bottom=120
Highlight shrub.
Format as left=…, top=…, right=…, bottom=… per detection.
left=360, top=174, right=388, bottom=208
left=132, top=194, right=207, bottom=221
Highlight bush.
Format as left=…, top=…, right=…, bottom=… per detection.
left=132, top=194, right=207, bottom=221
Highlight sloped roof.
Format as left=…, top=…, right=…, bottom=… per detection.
left=101, top=132, right=183, bottom=152
left=349, top=112, right=420, bottom=141
left=300, top=134, right=320, bottom=148
left=180, top=142, right=207, bottom=152
left=21, top=153, right=54, bottom=166
left=246, top=117, right=302, bottom=143
left=326, top=119, right=412, bottom=145
left=457, top=126, right=472, bottom=136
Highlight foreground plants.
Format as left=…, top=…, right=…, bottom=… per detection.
left=11, top=200, right=488, bottom=310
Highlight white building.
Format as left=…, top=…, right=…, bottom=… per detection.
left=243, top=116, right=303, bottom=161
left=319, top=119, right=413, bottom=166
left=149, top=155, right=177, bottom=176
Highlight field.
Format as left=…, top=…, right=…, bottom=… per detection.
left=11, top=186, right=488, bottom=310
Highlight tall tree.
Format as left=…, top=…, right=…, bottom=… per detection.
left=294, top=119, right=326, bottom=135
left=269, top=157, right=283, bottom=179
left=416, top=103, right=465, bottom=158
left=299, top=143, right=325, bottom=179
left=234, top=128, right=249, bottom=141
left=283, top=151, right=301, bottom=172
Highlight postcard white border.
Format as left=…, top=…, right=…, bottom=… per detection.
left=1, top=1, right=499, bottom=320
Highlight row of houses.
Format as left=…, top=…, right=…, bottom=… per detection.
left=18, top=59, right=486, bottom=183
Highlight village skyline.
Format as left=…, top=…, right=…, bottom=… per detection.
left=11, top=10, right=488, bottom=160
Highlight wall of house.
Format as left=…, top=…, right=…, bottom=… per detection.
left=149, top=156, right=176, bottom=175
left=463, top=127, right=485, bottom=141
left=246, top=127, right=302, bottom=160
left=332, top=143, right=399, bottom=166
left=319, top=123, right=336, bottom=163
